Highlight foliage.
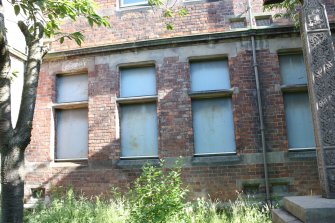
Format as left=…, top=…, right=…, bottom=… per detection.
left=170, top=195, right=273, bottom=223
left=10, top=0, right=110, bottom=46
left=226, top=195, right=273, bottom=223
left=25, top=164, right=273, bottom=223
left=25, top=191, right=272, bottom=223
left=148, top=0, right=188, bottom=30
left=24, top=188, right=129, bottom=223
left=128, top=160, right=188, bottom=223
left=263, top=0, right=302, bottom=27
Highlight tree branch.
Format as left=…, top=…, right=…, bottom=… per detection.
left=13, top=22, right=44, bottom=149
left=18, top=21, right=32, bottom=43
left=0, top=11, right=14, bottom=150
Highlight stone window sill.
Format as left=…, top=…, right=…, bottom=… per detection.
left=117, top=158, right=159, bottom=168
left=287, top=149, right=316, bottom=160
left=50, top=159, right=88, bottom=168
left=116, top=95, right=158, bottom=104
left=192, top=154, right=241, bottom=166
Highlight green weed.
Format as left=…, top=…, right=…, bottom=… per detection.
left=24, top=161, right=272, bottom=223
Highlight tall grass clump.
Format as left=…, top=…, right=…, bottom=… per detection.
left=171, top=195, right=272, bottom=223
left=226, top=195, right=272, bottom=223
left=24, top=188, right=129, bottom=223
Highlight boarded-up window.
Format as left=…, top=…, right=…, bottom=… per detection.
left=279, top=54, right=307, bottom=85
left=121, top=103, right=158, bottom=157
left=279, top=54, right=315, bottom=149
left=193, top=98, right=235, bottom=154
left=120, top=67, right=156, bottom=97
left=55, top=74, right=88, bottom=160
left=283, top=93, right=315, bottom=148
left=190, top=60, right=230, bottom=92
left=56, top=109, right=88, bottom=159
left=56, top=74, right=88, bottom=103
left=230, top=19, right=246, bottom=29
left=119, top=66, right=158, bottom=158
left=255, top=16, right=272, bottom=27
left=190, top=60, right=235, bottom=155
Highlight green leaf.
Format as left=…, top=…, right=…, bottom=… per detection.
left=60, top=37, right=64, bottom=44
left=166, top=23, right=173, bottom=30
left=163, top=9, right=174, bottom=18
left=87, top=18, right=94, bottom=27
left=14, top=5, right=20, bottom=16
left=148, top=0, right=163, bottom=6
left=178, top=8, right=188, bottom=17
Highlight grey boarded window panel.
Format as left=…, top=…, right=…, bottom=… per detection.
left=121, top=103, right=158, bottom=157
left=56, top=108, right=88, bottom=159
left=190, top=60, right=230, bottom=92
left=192, top=98, right=236, bottom=154
left=284, top=92, right=315, bottom=149
left=230, top=19, right=246, bottom=29
left=255, top=17, right=272, bottom=27
left=279, top=54, right=307, bottom=85
left=120, top=67, right=156, bottom=98
left=56, top=74, right=88, bottom=103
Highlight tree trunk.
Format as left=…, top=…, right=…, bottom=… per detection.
left=0, top=5, right=44, bottom=221
left=1, top=146, right=25, bottom=223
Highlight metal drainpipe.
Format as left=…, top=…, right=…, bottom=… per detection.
left=247, top=0, right=270, bottom=203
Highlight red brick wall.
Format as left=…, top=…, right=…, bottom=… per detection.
left=49, top=0, right=335, bottom=51
left=158, top=57, right=193, bottom=157
left=229, top=50, right=260, bottom=154
left=257, top=50, right=287, bottom=152
left=25, top=0, right=335, bottom=201
left=25, top=43, right=322, bottom=200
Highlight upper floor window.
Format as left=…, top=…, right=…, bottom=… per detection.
left=120, top=0, right=148, bottom=7
left=279, top=54, right=315, bottom=150
left=56, top=74, right=88, bottom=103
left=255, top=16, right=272, bottom=27
left=190, top=59, right=236, bottom=155
left=190, top=60, right=231, bottom=92
left=120, top=67, right=156, bottom=97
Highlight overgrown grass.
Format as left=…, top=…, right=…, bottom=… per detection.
left=25, top=193, right=272, bottom=223
left=24, top=161, right=272, bottom=223
left=24, top=189, right=129, bottom=223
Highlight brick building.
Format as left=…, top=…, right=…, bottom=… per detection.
left=25, top=0, right=335, bottom=201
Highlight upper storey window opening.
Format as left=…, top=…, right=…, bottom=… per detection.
left=120, top=0, right=148, bottom=7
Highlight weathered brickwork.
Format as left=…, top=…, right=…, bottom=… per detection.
left=257, top=49, right=287, bottom=152
left=49, top=0, right=335, bottom=51
left=25, top=0, right=335, bottom=201
left=158, top=57, right=193, bottom=158
left=229, top=50, right=260, bottom=154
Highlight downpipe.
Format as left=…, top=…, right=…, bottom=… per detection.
left=247, top=0, right=271, bottom=204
